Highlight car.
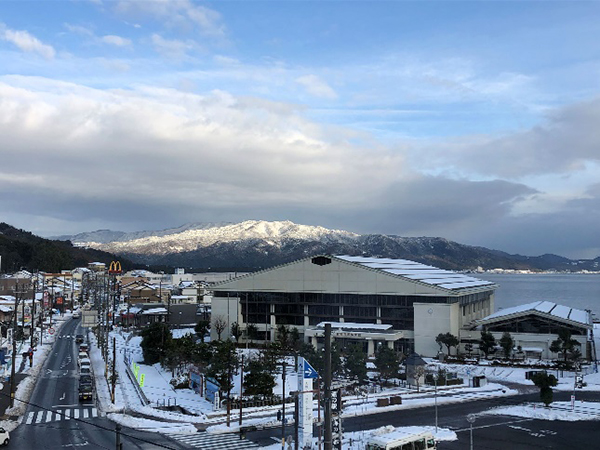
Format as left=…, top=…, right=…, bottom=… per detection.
left=80, top=366, right=91, bottom=376
left=79, top=374, right=93, bottom=386
left=79, top=357, right=91, bottom=369
left=76, top=334, right=84, bottom=344
left=78, top=383, right=93, bottom=402
left=79, top=343, right=89, bottom=353
left=73, top=312, right=81, bottom=319
left=0, top=427, right=9, bottom=446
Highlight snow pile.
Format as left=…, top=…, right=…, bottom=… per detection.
left=483, top=401, right=600, bottom=421
left=107, top=413, right=197, bottom=433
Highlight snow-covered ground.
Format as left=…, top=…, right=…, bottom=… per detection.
left=7, top=317, right=600, bottom=449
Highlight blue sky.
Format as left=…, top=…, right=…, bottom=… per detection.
left=2, top=0, right=600, bottom=259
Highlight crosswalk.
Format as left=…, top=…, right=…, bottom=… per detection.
left=24, top=407, right=99, bottom=424
left=164, top=431, right=261, bottom=449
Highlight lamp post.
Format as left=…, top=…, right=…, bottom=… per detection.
left=434, top=373, right=438, bottom=433
left=467, top=414, right=476, bottom=450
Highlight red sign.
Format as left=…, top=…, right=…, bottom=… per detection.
left=56, top=296, right=63, bottom=305
left=48, top=328, right=55, bottom=335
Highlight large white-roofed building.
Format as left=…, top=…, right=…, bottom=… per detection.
left=468, top=301, right=593, bottom=360
left=211, top=255, right=498, bottom=356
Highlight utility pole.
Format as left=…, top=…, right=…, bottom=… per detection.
left=323, top=323, right=332, bottom=450
left=115, top=423, right=122, bottom=450
left=281, top=359, right=286, bottom=450
left=111, top=337, right=116, bottom=403
left=294, top=392, right=299, bottom=450
left=239, top=354, right=244, bottom=426
left=29, top=276, right=36, bottom=367
left=10, top=280, right=26, bottom=408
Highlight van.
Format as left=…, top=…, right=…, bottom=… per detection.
left=0, top=427, right=9, bottom=446
left=365, top=428, right=436, bottom=450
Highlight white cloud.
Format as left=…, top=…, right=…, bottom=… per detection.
left=64, top=23, right=94, bottom=37
left=1, top=25, right=55, bottom=59
left=151, top=33, right=194, bottom=58
left=101, top=35, right=132, bottom=47
left=115, top=0, right=225, bottom=38
left=296, top=74, right=338, bottom=99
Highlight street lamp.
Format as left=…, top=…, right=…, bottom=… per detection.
left=467, top=414, right=476, bottom=450
left=434, top=373, right=438, bottom=433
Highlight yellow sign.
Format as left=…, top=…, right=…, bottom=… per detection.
left=108, top=261, right=122, bottom=274
left=140, top=373, right=145, bottom=387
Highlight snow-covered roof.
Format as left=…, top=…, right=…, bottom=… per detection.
left=336, top=255, right=495, bottom=292
left=316, top=322, right=392, bottom=331
left=478, top=301, right=591, bottom=328
left=141, top=307, right=168, bottom=315
left=0, top=305, right=13, bottom=313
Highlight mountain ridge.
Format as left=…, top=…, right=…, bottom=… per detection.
left=53, top=220, right=600, bottom=272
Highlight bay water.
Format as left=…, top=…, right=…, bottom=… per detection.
left=477, top=273, right=600, bottom=318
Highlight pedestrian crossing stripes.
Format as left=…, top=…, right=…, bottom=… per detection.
left=164, top=431, right=260, bottom=449
left=24, top=407, right=98, bottom=425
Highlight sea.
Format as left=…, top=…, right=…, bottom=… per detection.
left=476, top=273, right=600, bottom=319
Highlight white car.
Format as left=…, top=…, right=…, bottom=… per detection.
left=0, top=427, right=9, bottom=446
left=79, top=357, right=91, bottom=369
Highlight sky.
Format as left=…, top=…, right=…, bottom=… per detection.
left=1, top=0, right=600, bottom=259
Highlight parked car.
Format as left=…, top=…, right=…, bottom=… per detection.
left=79, top=357, right=91, bottom=369
left=0, top=427, right=9, bottom=446
left=76, top=334, right=84, bottom=343
left=79, top=343, right=89, bottom=353
left=78, top=351, right=88, bottom=362
left=80, top=366, right=91, bottom=376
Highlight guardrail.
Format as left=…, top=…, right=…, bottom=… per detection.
left=124, top=358, right=150, bottom=406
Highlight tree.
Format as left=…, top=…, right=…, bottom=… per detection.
left=140, top=322, right=172, bottom=365
left=435, top=333, right=459, bottom=356
left=479, top=331, right=496, bottom=357
left=243, top=351, right=277, bottom=398
left=207, top=340, right=239, bottom=396
left=499, top=332, right=514, bottom=359
left=230, top=322, right=242, bottom=343
left=212, top=316, right=227, bottom=341
left=374, top=346, right=399, bottom=384
left=550, top=329, right=581, bottom=365
left=532, top=372, right=558, bottom=407
left=247, top=323, right=259, bottom=343
left=194, top=319, right=210, bottom=343
left=344, top=343, right=368, bottom=385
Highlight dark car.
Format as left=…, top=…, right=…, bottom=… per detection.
left=76, top=334, right=84, bottom=344
left=78, top=383, right=93, bottom=402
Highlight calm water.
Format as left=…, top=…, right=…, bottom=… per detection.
left=477, top=273, right=600, bottom=318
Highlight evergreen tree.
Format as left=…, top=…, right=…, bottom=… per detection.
left=194, top=319, right=210, bottom=343
left=374, top=346, right=399, bottom=384
left=479, top=330, right=496, bottom=357
left=243, top=351, right=277, bottom=398
left=231, top=322, right=242, bottom=343
left=344, top=343, right=368, bottom=385
left=207, top=340, right=239, bottom=395
left=550, top=329, right=581, bottom=364
left=435, top=332, right=459, bottom=356
left=499, top=332, right=514, bottom=359
left=532, top=372, right=558, bottom=406
left=140, top=322, right=172, bottom=364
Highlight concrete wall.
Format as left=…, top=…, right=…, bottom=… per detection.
left=414, top=302, right=460, bottom=357
left=209, top=295, right=240, bottom=341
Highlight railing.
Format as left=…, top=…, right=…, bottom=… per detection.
left=123, top=358, right=150, bottom=406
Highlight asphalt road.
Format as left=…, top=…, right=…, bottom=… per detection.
left=10, top=317, right=187, bottom=450
left=246, top=388, right=600, bottom=449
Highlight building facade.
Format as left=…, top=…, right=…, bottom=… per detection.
left=211, top=255, right=497, bottom=356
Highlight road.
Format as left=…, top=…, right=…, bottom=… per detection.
left=246, top=388, right=600, bottom=449
left=10, top=316, right=187, bottom=449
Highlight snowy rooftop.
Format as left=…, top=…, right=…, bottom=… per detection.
left=336, top=255, right=496, bottom=291
left=316, top=322, right=392, bottom=331
left=481, top=301, right=591, bottom=327
left=141, top=307, right=168, bottom=315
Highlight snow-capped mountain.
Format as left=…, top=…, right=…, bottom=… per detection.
left=54, top=220, right=594, bottom=271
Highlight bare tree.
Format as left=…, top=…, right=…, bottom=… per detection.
left=213, top=316, right=227, bottom=341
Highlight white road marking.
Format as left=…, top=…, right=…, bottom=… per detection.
left=25, top=412, right=34, bottom=424
left=60, top=392, right=65, bottom=400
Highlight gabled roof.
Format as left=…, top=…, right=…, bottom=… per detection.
left=212, top=254, right=496, bottom=295
left=337, top=255, right=495, bottom=291
left=475, top=301, right=591, bottom=329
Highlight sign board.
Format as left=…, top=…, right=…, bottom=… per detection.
left=297, top=357, right=315, bottom=449
left=82, top=310, right=99, bottom=327
left=48, top=327, right=55, bottom=335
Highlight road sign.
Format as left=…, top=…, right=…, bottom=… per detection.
left=303, top=359, right=318, bottom=379
left=48, top=327, right=55, bottom=335
left=82, top=310, right=98, bottom=327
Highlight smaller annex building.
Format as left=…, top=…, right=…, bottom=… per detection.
left=469, top=301, right=593, bottom=360
left=211, top=254, right=498, bottom=356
